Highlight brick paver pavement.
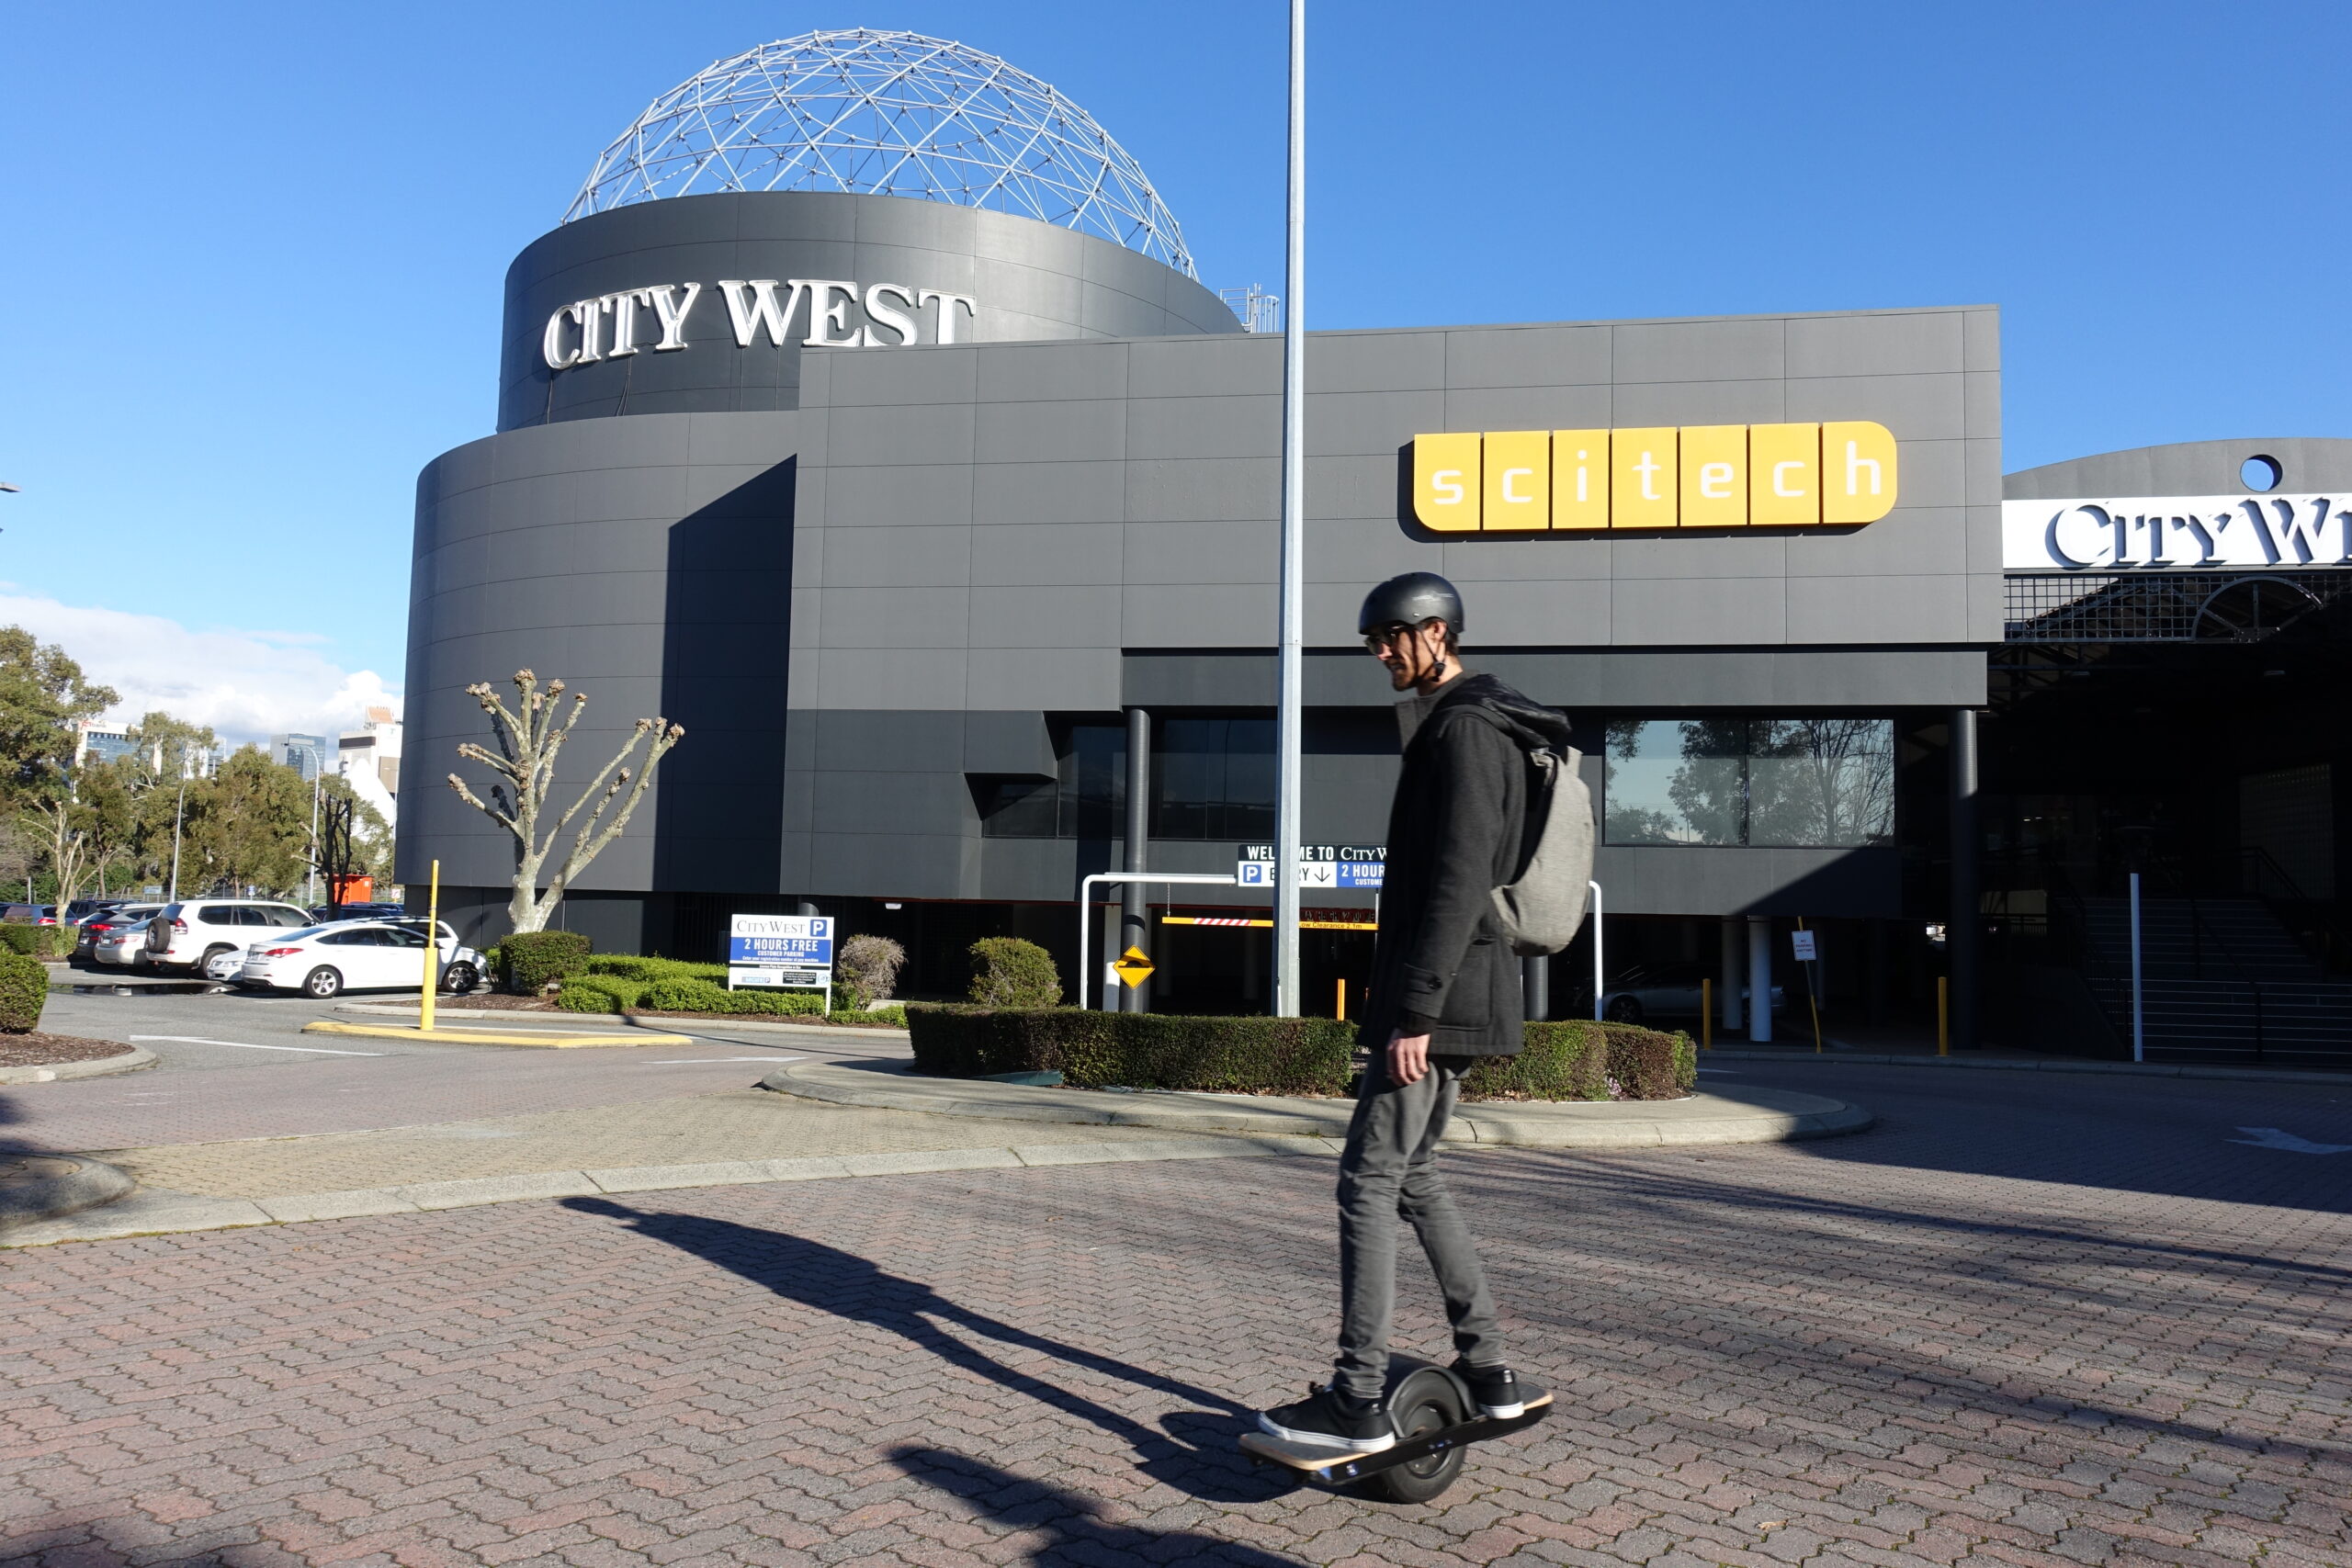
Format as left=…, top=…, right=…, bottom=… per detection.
left=6, top=1072, right=2351, bottom=1567
left=87, top=1090, right=1227, bottom=1200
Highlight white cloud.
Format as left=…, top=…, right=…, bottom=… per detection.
left=0, top=592, right=400, bottom=745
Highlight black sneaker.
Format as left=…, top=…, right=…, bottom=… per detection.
left=1257, top=1384, right=1396, bottom=1452
left=1453, top=1359, right=1537, bottom=1419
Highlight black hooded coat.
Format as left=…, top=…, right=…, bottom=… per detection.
left=1359, top=671, right=1574, bottom=1057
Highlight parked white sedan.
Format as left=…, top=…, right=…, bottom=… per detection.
left=240, top=921, right=443, bottom=998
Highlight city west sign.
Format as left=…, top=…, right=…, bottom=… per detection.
left=2002, top=494, right=2352, bottom=570
left=1411, top=422, right=1898, bottom=532
left=542, top=279, right=979, bottom=370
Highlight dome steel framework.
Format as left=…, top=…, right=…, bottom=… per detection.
left=566, top=29, right=1197, bottom=278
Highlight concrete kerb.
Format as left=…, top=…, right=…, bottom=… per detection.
left=1705, top=1047, right=2352, bottom=1086
left=0, top=1155, right=137, bottom=1233
left=0, top=1136, right=1341, bottom=1249
left=332, top=1000, right=910, bottom=1046
left=0, top=1045, right=157, bottom=1086
left=758, top=1060, right=1874, bottom=1148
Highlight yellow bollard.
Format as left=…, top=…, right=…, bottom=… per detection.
left=1336, top=977, right=1346, bottom=1021
left=419, top=859, right=441, bottom=1032
left=1937, top=975, right=1949, bottom=1056
left=1702, top=978, right=1713, bottom=1050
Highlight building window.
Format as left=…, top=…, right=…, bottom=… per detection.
left=972, top=720, right=1126, bottom=840
left=972, top=713, right=1279, bottom=841
left=1604, top=717, right=1894, bottom=848
left=1153, top=716, right=1274, bottom=840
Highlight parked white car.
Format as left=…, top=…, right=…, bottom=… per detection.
left=143, top=900, right=315, bottom=974
left=236, top=919, right=485, bottom=999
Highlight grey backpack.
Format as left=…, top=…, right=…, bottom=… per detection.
left=1489, top=743, right=1595, bottom=956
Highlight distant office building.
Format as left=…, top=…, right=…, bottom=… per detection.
left=271, top=733, right=328, bottom=782
left=74, top=722, right=142, bottom=769
left=337, top=705, right=402, bottom=827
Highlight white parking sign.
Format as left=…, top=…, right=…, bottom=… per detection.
left=729, top=914, right=834, bottom=1000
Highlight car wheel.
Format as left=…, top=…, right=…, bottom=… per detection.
left=442, top=963, right=479, bottom=996
left=303, top=966, right=344, bottom=999
left=1603, top=995, right=1645, bottom=1025
left=199, top=945, right=234, bottom=976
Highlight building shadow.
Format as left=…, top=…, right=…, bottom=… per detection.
left=888, top=1445, right=1306, bottom=1564
left=652, top=456, right=797, bottom=908
left=562, top=1197, right=1290, bottom=1502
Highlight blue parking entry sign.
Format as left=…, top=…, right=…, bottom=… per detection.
left=729, top=915, right=834, bottom=998
left=729, top=915, right=832, bottom=966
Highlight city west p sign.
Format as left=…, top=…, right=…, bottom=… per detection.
left=1411, top=423, right=1898, bottom=532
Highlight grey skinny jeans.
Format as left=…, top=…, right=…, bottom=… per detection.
left=1333, top=1050, right=1504, bottom=1404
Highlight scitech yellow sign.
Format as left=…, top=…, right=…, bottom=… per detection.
left=1411, top=423, right=1897, bottom=532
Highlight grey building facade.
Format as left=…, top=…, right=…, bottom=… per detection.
left=402, top=186, right=2001, bottom=1016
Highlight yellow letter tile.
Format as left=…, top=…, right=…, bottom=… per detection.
left=1412, top=433, right=1481, bottom=531
left=1822, top=421, right=1898, bottom=524
left=1550, top=430, right=1609, bottom=529
left=1481, top=431, right=1551, bottom=531
left=1679, top=425, right=1748, bottom=527
left=1748, top=423, right=1820, bottom=526
left=1611, top=427, right=1679, bottom=528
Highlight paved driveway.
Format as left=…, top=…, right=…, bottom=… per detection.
left=3, top=989, right=904, bottom=1154
left=5, top=1060, right=2350, bottom=1566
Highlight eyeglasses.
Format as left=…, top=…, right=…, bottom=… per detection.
left=1363, top=623, right=1420, bottom=651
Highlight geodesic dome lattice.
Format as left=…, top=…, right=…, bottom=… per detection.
left=566, top=29, right=1196, bottom=278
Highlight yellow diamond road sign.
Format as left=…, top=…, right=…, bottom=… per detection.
left=1113, top=945, right=1155, bottom=987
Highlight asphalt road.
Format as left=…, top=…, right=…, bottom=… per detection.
left=2, top=987, right=909, bottom=1155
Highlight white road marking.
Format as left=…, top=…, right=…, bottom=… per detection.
left=2230, top=1126, right=2352, bottom=1155
left=648, top=1055, right=801, bottom=1065
left=130, top=1035, right=388, bottom=1057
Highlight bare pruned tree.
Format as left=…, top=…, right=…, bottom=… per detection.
left=446, top=670, right=685, bottom=935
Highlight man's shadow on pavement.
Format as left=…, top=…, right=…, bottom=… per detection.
left=563, top=1197, right=1296, bottom=1503
left=889, top=1445, right=1306, bottom=1564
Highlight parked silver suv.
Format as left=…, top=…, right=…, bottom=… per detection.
left=143, top=899, right=314, bottom=974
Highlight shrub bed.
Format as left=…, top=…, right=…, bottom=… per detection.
left=908, top=1006, right=1357, bottom=1094
left=0, top=925, right=68, bottom=959
left=0, top=952, right=50, bottom=1032
left=1460, top=1021, right=1695, bottom=1100
left=905, top=1008, right=1694, bottom=1100
left=503, top=931, right=592, bottom=992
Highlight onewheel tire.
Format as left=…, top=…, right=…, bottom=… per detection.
left=303, top=966, right=343, bottom=999
left=1374, top=1368, right=1469, bottom=1504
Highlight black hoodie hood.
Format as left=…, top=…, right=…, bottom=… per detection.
left=1398, top=671, right=1572, bottom=753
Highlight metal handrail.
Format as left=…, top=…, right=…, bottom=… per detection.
left=1076, top=872, right=1238, bottom=1010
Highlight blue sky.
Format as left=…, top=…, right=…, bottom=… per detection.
left=3, top=1, right=2346, bottom=738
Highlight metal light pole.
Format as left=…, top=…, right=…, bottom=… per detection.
left=1272, top=0, right=1306, bottom=1017
left=168, top=779, right=187, bottom=900
left=307, top=773, right=322, bottom=907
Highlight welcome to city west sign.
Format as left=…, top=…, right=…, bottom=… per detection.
left=542, top=279, right=980, bottom=370
left=1411, top=422, right=1898, bottom=532
left=2002, top=494, right=2352, bottom=571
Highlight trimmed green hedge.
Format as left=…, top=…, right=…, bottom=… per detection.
left=1461, top=1021, right=1695, bottom=1100
left=0, top=925, right=67, bottom=958
left=504, top=931, right=592, bottom=992
left=908, top=1006, right=1358, bottom=1094
left=637, top=976, right=826, bottom=1016
left=554, top=974, right=643, bottom=1013
left=904, top=1008, right=1694, bottom=1100
left=0, top=951, right=49, bottom=1031
left=582, top=954, right=729, bottom=984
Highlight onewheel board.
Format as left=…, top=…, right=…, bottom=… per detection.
left=1239, top=1387, right=1551, bottom=1502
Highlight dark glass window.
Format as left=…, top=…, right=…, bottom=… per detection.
left=972, top=720, right=1126, bottom=839
left=1604, top=717, right=1894, bottom=848
left=1153, top=716, right=1274, bottom=840
left=972, top=713, right=1279, bottom=841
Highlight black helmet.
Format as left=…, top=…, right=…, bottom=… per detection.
left=1358, top=572, right=1465, bottom=638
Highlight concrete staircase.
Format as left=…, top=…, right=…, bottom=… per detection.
left=2076, top=896, right=2352, bottom=1063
